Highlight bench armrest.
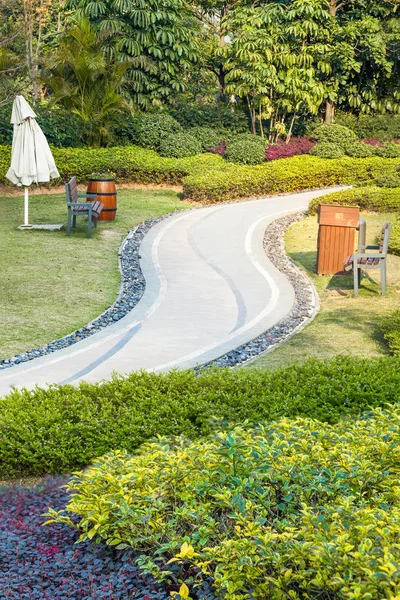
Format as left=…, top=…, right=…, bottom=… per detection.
left=67, top=202, right=93, bottom=208
left=358, top=244, right=380, bottom=251
left=353, top=252, right=385, bottom=260
left=78, top=193, right=97, bottom=200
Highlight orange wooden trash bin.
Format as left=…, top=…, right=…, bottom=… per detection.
left=317, top=205, right=360, bottom=275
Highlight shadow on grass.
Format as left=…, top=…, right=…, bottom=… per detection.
left=289, top=250, right=383, bottom=295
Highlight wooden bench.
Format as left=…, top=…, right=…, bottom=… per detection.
left=65, top=176, right=104, bottom=238
left=344, top=222, right=392, bottom=297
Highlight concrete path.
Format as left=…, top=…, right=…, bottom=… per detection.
left=0, top=188, right=344, bottom=395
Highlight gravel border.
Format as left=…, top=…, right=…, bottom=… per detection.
left=198, top=211, right=319, bottom=369
left=1, top=209, right=318, bottom=372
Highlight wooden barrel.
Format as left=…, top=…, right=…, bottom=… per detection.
left=87, top=178, right=117, bottom=222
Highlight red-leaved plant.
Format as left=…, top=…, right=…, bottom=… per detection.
left=265, top=137, right=316, bottom=161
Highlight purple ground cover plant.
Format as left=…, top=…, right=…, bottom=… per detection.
left=0, top=478, right=167, bottom=599
left=265, top=137, right=315, bottom=161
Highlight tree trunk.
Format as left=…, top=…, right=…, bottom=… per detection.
left=286, top=114, right=296, bottom=143
left=247, top=97, right=256, bottom=134
left=325, top=99, right=335, bottom=124
left=328, top=0, right=337, bottom=16
left=218, top=67, right=226, bottom=103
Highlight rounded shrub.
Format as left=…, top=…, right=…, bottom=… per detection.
left=51, top=406, right=400, bottom=600
left=309, top=142, right=345, bottom=158
left=157, top=132, right=203, bottom=158
left=225, top=137, right=266, bottom=165
left=344, top=141, right=375, bottom=158
left=381, top=142, right=400, bottom=158
left=389, top=217, right=400, bottom=257
left=188, top=127, right=225, bottom=151
left=312, top=123, right=358, bottom=146
left=380, top=309, right=400, bottom=355
left=373, top=172, right=400, bottom=187
left=308, top=185, right=400, bottom=214
left=131, top=113, right=182, bottom=150
left=171, top=102, right=249, bottom=132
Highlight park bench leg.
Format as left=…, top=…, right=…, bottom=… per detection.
left=72, top=215, right=77, bottom=228
left=353, top=263, right=359, bottom=298
left=67, top=209, right=71, bottom=236
left=88, top=213, right=92, bottom=238
left=94, top=216, right=97, bottom=228
left=381, top=261, right=387, bottom=296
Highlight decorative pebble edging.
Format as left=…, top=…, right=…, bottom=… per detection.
left=0, top=213, right=175, bottom=371
left=0, top=209, right=317, bottom=372
left=199, top=211, right=318, bottom=369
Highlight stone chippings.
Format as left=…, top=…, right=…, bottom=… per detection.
left=0, top=214, right=173, bottom=371
left=200, top=212, right=317, bottom=369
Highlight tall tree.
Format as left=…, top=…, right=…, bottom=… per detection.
left=65, top=0, right=199, bottom=108
left=43, top=17, right=131, bottom=145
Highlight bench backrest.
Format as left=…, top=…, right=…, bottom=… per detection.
left=65, top=176, right=78, bottom=204
left=379, top=222, right=392, bottom=255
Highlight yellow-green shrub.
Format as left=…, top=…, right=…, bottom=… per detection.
left=0, top=145, right=225, bottom=186
left=308, top=185, right=400, bottom=214
left=182, top=155, right=400, bottom=203
left=48, top=406, right=400, bottom=600
left=380, top=310, right=400, bottom=356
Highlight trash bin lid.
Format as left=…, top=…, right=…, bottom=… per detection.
left=318, top=204, right=360, bottom=227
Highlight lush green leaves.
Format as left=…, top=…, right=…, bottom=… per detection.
left=183, top=154, right=400, bottom=202
left=65, top=0, right=199, bottom=107
left=49, top=405, right=400, bottom=598
left=2, top=356, right=400, bottom=478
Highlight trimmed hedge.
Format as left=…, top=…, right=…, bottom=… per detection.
left=182, top=155, right=400, bottom=202
left=158, top=132, right=203, bottom=158
left=225, top=137, right=266, bottom=165
left=50, top=406, right=400, bottom=600
left=380, top=311, right=400, bottom=356
left=2, top=356, right=400, bottom=478
left=310, top=142, right=345, bottom=158
left=308, top=186, right=400, bottom=214
left=0, top=144, right=225, bottom=186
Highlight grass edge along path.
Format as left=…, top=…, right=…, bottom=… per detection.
left=0, top=188, right=193, bottom=360
left=248, top=212, right=400, bottom=370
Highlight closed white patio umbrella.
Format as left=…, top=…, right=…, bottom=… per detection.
left=6, top=95, right=60, bottom=228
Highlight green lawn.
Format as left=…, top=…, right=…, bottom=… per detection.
left=0, top=189, right=191, bottom=359
left=248, top=213, right=400, bottom=370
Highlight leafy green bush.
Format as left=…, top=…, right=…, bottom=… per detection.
left=0, top=144, right=224, bottom=185
left=309, top=142, right=345, bottom=158
left=49, top=406, right=400, bottom=600
left=158, top=131, right=203, bottom=158
left=308, top=186, right=400, bottom=214
left=380, top=311, right=400, bottom=355
left=335, top=112, right=400, bottom=141
left=188, top=127, right=226, bottom=151
left=225, top=137, right=266, bottom=164
left=2, top=357, right=400, bottom=478
left=380, top=142, right=400, bottom=158
left=312, top=123, right=358, bottom=146
left=0, top=103, right=90, bottom=148
left=389, top=216, right=400, bottom=256
left=171, top=102, right=249, bottom=133
left=373, top=172, right=400, bottom=187
left=344, top=141, right=375, bottom=158
left=130, top=113, right=183, bottom=150
left=183, top=155, right=400, bottom=202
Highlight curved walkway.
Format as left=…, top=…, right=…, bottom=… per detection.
left=0, top=187, right=344, bottom=395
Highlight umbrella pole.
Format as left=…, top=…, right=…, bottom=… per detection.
left=24, top=186, right=29, bottom=226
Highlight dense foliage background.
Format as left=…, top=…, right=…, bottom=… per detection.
left=1, top=0, right=400, bottom=146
